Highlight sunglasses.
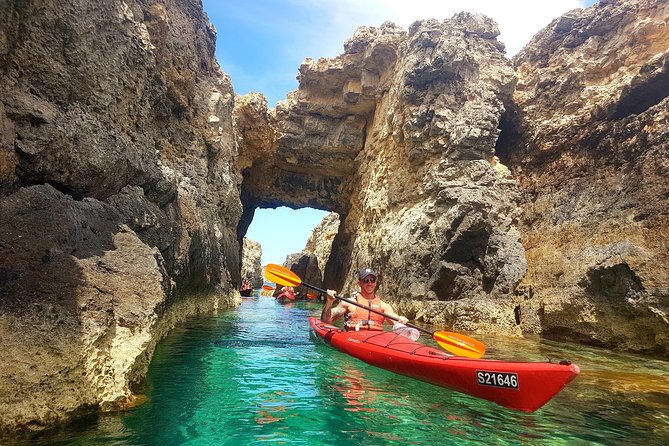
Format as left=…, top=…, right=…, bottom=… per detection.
left=362, top=277, right=377, bottom=284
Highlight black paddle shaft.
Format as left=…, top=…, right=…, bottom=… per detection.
left=303, top=282, right=432, bottom=335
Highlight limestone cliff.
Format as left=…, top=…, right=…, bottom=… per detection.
left=0, top=0, right=241, bottom=433
left=303, top=212, right=341, bottom=277
left=284, top=212, right=340, bottom=294
left=499, top=0, right=669, bottom=355
left=241, top=237, right=263, bottom=287
left=236, top=1, right=668, bottom=355
left=237, top=17, right=526, bottom=334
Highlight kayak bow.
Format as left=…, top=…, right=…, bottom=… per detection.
left=310, top=317, right=579, bottom=412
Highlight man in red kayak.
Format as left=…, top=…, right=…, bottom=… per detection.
left=322, top=267, right=408, bottom=331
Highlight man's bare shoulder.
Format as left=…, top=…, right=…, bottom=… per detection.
left=342, top=300, right=357, bottom=310
left=378, top=299, right=393, bottom=310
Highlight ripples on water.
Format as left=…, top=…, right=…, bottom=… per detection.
left=20, top=297, right=669, bottom=445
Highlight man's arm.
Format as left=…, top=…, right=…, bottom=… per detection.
left=321, top=289, right=346, bottom=323
left=381, top=301, right=408, bottom=325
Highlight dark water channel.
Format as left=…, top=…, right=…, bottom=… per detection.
left=21, top=296, right=669, bottom=445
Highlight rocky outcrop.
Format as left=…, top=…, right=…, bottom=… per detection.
left=236, top=1, right=668, bottom=355
left=237, top=17, right=526, bottom=334
left=499, top=0, right=669, bottom=355
left=283, top=252, right=322, bottom=297
left=241, top=237, right=263, bottom=287
left=0, top=0, right=241, bottom=433
left=330, top=18, right=524, bottom=336
left=304, top=212, right=341, bottom=277
left=284, top=212, right=340, bottom=294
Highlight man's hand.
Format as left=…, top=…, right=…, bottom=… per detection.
left=322, top=289, right=339, bottom=323
left=325, top=289, right=337, bottom=305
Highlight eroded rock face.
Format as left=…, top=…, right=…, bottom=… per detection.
left=237, top=17, right=526, bottom=334
left=241, top=237, right=263, bottom=287
left=0, top=185, right=168, bottom=425
left=334, top=17, right=524, bottom=335
left=499, top=0, right=669, bottom=355
left=237, top=1, right=669, bottom=355
left=303, top=212, right=341, bottom=277
left=0, top=0, right=241, bottom=432
left=284, top=212, right=341, bottom=295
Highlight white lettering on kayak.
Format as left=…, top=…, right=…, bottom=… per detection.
left=476, top=370, right=519, bottom=390
left=347, top=337, right=361, bottom=344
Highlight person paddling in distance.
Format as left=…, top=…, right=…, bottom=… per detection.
left=322, top=267, right=409, bottom=331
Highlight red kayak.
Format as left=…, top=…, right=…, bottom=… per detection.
left=309, top=317, right=579, bottom=412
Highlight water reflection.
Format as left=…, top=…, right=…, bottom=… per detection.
left=331, top=367, right=379, bottom=413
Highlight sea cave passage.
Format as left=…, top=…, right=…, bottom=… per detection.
left=240, top=206, right=341, bottom=295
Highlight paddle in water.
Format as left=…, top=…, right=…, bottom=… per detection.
left=263, top=263, right=486, bottom=358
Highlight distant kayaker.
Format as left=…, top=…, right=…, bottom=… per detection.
left=276, top=286, right=297, bottom=301
left=322, top=267, right=409, bottom=331
left=240, top=279, right=253, bottom=297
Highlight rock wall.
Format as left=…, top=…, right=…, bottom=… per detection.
left=236, top=1, right=668, bottom=356
left=284, top=212, right=340, bottom=295
left=241, top=237, right=263, bottom=287
left=303, top=212, right=341, bottom=277
left=331, top=18, right=525, bottom=335
left=499, top=0, right=669, bottom=355
left=237, top=17, right=527, bottom=334
left=0, top=0, right=241, bottom=433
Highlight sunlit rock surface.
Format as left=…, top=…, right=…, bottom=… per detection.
left=237, top=17, right=526, bottom=334
left=284, top=212, right=341, bottom=295
left=499, top=0, right=669, bottom=356
left=237, top=1, right=668, bottom=355
left=241, top=237, right=263, bottom=287
left=0, top=0, right=241, bottom=432
left=303, top=212, right=341, bottom=279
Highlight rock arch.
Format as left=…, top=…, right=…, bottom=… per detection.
left=234, top=17, right=526, bottom=334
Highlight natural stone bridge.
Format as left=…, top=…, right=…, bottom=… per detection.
left=235, top=19, right=527, bottom=333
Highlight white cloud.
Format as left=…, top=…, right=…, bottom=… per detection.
left=212, top=0, right=593, bottom=104
left=291, top=0, right=587, bottom=57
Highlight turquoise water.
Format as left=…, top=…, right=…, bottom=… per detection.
left=21, top=297, right=669, bottom=445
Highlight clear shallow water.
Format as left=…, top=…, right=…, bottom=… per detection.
left=21, top=296, right=669, bottom=445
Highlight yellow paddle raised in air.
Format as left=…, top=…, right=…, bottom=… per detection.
left=263, top=263, right=486, bottom=359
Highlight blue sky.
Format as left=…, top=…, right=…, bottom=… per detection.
left=201, top=0, right=596, bottom=265
left=203, top=0, right=595, bottom=106
left=245, top=207, right=330, bottom=266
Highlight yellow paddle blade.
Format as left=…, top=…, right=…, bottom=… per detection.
left=263, top=264, right=302, bottom=287
left=433, top=331, right=486, bottom=359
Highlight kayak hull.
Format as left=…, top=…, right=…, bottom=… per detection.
left=309, top=317, right=579, bottom=412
